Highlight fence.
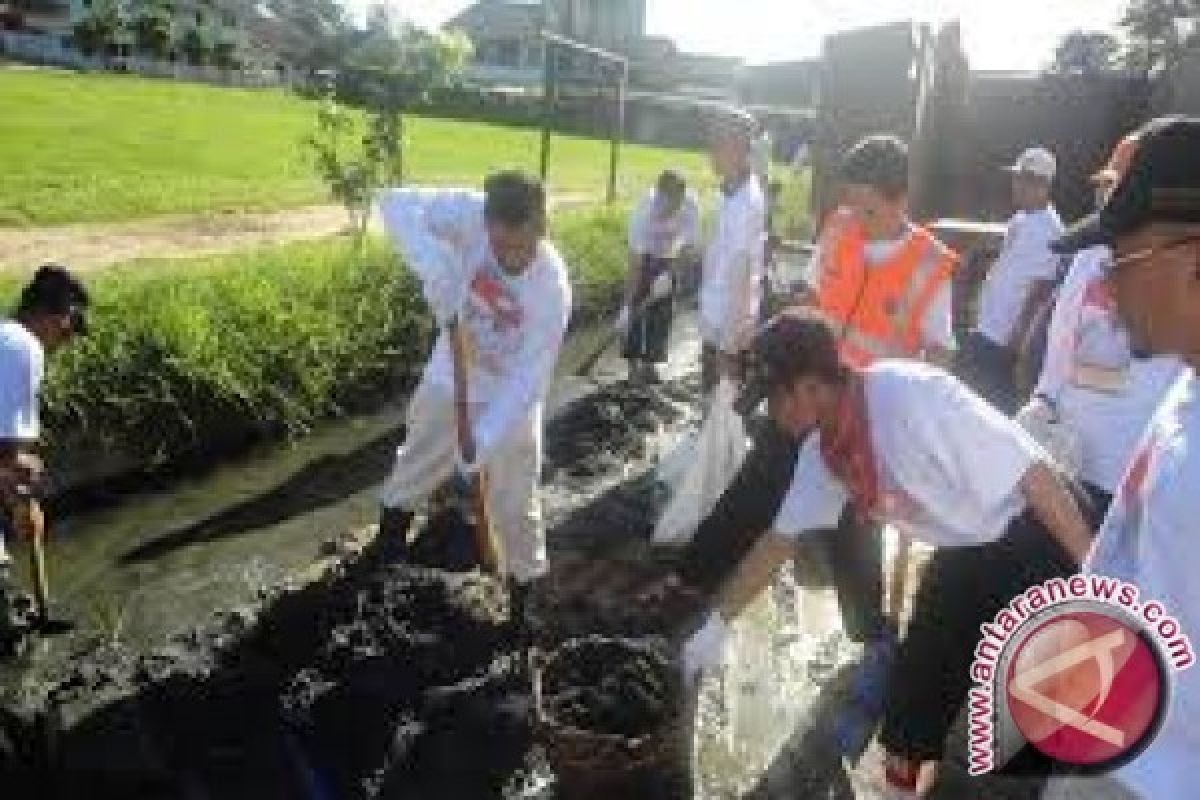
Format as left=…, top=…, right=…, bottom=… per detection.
left=0, top=31, right=296, bottom=90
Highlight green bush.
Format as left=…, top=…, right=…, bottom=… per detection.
left=10, top=204, right=630, bottom=472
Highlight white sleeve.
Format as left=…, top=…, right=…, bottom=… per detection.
left=0, top=346, right=41, bottom=442
left=627, top=197, right=650, bottom=255
left=919, top=281, right=957, bottom=352
left=772, top=435, right=849, bottom=537
left=681, top=195, right=701, bottom=251
left=376, top=188, right=482, bottom=324
left=925, top=373, right=1040, bottom=522
left=473, top=265, right=571, bottom=462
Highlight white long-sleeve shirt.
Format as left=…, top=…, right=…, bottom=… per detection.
left=377, top=188, right=572, bottom=463
left=1086, top=369, right=1200, bottom=800
left=699, top=176, right=766, bottom=353
left=975, top=206, right=1064, bottom=347
left=627, top=189, right=701, bottom=259
left=1033, top=247, right=1183, bottom=491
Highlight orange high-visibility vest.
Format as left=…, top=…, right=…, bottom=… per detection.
left=816, top=210, right=957, bottom=367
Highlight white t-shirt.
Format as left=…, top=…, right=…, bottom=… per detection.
left=0, top=320, right=44, bottom=442
left=807, top=225, right=957, bottom=352
left=627, top=189, right=700, bottom=260
left=1086, top=369, right=1200, bottom=800
left=700, top=176, right=766, bottom=353
left=774, top=361, right=1043, bottom=547
left=377, top=188, right=572, bottom=462
left=975, top=206, right=1065, bottom=346
left=1034, top=247, right=1185, bottom=491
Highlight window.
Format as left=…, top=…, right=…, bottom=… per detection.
left=494, top=39, right=519, bottom=67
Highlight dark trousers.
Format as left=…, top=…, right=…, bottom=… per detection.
left=880, top=484, right=1112, bottom=761
left=678, top=419, right=886, bottom=643
left=623, top=255, right=676, bottom=365
left=956, top=331, right=1019, bottom=416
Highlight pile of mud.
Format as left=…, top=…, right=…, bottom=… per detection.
left=0, top=375, right=705, bottom=800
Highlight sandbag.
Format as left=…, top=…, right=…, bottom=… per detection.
left=653, top=380, right=749, bottom=547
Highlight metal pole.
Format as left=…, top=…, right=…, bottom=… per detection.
left=607, top=62, right=627, bottom=205
left=540, top=41, right=556, bottom=182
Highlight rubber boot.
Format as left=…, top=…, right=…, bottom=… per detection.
left=373, top=506, right=414, bottom=565
left=0, top=564, right=23, bottom=661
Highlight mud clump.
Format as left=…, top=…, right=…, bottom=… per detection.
left=541, top=636, right=676, bottom=739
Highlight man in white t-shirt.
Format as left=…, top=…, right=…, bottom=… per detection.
left=1049, top=115, right=1200, bottom=800
left=616, top=169, right=700, bottom=382
left=374, top=172, right=572, bottom=608
left=679, top=309, right=1092, bottom=794
left=699, top=105, right=767, bottom=394
left=959, top=147, right=1064, bottom=414
left=0, top=266, right=89, bottom=654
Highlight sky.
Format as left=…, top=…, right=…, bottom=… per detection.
left=382, top=0, right=1129, bottom=71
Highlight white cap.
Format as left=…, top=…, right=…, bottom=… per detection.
left=1005, top=147, right=1057, bottom=181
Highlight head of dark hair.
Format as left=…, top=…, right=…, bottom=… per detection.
left=17, top=265, right=89, bottom=319
left=754, top=308, right=845, bottom=392
left=839, top=134, right=910, bottom=200
left=656, top=169, right=686, bottom=198
left=484, top=170, right=546, bottom=232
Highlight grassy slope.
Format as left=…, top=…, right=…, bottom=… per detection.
left=0, top=204, right=632, bottom=467
left=0, top=69, right=709, bottom=227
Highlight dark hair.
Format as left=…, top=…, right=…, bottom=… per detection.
left=839, top=134, right=910, bottom=200
left=17, top=265, right=88, bottom=318
left=483, top=170, right=546, bottom=231
left=656, top=169, right=686, bottom=197
left=754, top=308, right=845, bottom=391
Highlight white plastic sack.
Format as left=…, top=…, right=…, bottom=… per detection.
left=653, top=379, right=749, bottom=547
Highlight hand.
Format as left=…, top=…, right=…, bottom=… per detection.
left=614, top=306, right=631, bottom=334
left=682, top=611, right=730, bottom=687
left=650, top=271, right=674, bottom=301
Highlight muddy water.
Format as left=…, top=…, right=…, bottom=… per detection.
left=0, top=320, right=664, bottom=688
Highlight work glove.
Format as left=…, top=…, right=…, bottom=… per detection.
left=1016, top=396, right=1083, bottom=479
left=682, top=610, right=730, bottom=688
left=650, top=271, right=674, bottom=301
left=614, top=306, right=631, bottom=334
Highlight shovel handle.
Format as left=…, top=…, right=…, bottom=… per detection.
left=12, top=496, right=49, bottom=621
left=888, top=532, right=912, bottom=622
left=449, top=319, right=504, bottom=575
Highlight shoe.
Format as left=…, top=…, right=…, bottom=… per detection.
left=374, top=506, right=414, bottom=564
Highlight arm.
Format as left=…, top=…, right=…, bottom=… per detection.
left=712, top=530, right=796, bottom=620
left=1019, top=461, right=1092, bottom=565
left=376, top=188, right=483, bottom=324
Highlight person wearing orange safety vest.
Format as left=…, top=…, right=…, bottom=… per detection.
left=802, top=135, right=959, bottom=370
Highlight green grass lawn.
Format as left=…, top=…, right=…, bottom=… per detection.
left=0, top=68, right=710, bottom=227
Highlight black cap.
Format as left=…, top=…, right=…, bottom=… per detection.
left=1054, top=116, right=1200, bottom=255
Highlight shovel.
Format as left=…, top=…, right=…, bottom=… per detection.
left=449, top=318, right=504, bottom=575
left=12, top=495, right=73, bottom=636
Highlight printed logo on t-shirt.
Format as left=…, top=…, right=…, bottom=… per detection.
left=1073, top=276, right=1133, bottom=383
left=464, top=263, right=525, bottom=374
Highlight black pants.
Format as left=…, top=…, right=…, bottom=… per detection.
left=956, top=331, right=1019, bottom=416
left=677, top=419, right=886, bottom=643
left=622, top=255, right=675, bottom=365
left=880, top=484, right=1112, bottom=761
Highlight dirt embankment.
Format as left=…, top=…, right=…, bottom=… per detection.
left=0, top=376, right=704, bottom=800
